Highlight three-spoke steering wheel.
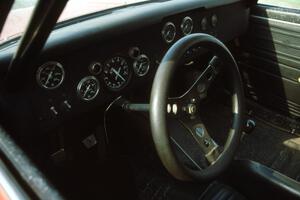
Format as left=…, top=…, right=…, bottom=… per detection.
left=150, top=33, right=245, bottom=181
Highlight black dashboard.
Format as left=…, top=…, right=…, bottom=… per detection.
left=0, top=0, right=250, bottom=133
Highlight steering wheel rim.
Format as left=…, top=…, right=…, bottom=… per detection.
left=150, top=33, right=245, bottom=181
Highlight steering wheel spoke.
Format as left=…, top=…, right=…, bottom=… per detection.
left=179, top=117, right=220, bottom=165
left=172, top=56, right=221, bottom=104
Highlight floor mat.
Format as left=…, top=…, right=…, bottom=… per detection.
left=236, top=120, right=300, bottom=181
left=200, top=100, right=300, bottom=182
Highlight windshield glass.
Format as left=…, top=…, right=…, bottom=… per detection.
left=0, top=0, right=149, bottom=45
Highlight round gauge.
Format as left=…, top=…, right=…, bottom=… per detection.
left=201, top=17, right=208, bottom=31
left=103, top=56, right=131, bottom=91
left=133, top=54, right=150, bottom=77
left=162, top=22, right=176, bottom=43
left=89, top=62, right=102, bottom=75
left=77, top=76, right=99, bottom=101
left=211, top=14, right=218, bottom=27
left=181, top=17, right=193, bottom=35
left=36, top=61, right=64, bottom=89
left=128, top=47, right=140, bottom=59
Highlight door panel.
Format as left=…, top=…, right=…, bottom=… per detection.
left=239, top=5, right=300, bottom=117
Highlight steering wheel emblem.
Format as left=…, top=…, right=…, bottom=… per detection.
left=195, top=127, right=204, bottom=137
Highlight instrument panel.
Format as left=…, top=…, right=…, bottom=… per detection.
left=36, top=10, right=218, bottom=113
left=32, top=6, right=235, bottom=125
left=35, top=48, right=153, bottom=105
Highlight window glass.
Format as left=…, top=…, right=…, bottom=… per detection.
left=0, top=0, right=149, bottom=45
left=258, top=0, right=300, bottom=10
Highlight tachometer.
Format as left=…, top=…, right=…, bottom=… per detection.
left=77, top=76, right=100, bottom=101
left=103, top=56, right=131, bottom=91
left=36, top=61, right=64, bottom=89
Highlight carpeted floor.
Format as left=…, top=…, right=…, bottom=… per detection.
left=236, top=120, right=300, bottom=181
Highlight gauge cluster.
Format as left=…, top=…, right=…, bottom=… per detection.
left=161, top=13, right=218, bottom=44
left=35, top=45, right=152, bottom=106
left=32, top=7, right=225, bottom=126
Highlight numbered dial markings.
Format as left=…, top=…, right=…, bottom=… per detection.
left=133, top=54, right=150, bottom=77
left=103, top=56, right=131, bottom=91
left=36, top=62, right=64, bottom=89
left=77, top=76, right=100, bottom=101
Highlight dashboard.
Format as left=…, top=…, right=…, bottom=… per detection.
left=0, top=0, right=249, bottom=133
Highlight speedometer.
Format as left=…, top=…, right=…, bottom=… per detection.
left=103, top=56, right=131, bottom=91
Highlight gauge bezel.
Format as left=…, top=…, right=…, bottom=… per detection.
left=162, top=22, right=176, bottom=44
left=103, top=56, right=132, bottom=92
left=180, top=16, right=193, bottom=35
left=36, top=61, right=65, bottom=90
left=133, top=54, right=150, bottom=77
left=77, top=76, right=100, bottom=101
left=89, top=62, right=103, bottom=75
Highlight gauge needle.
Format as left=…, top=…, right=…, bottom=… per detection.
left=45, top=71, right=53, bottom=85
left=84, top=85, right=91, bottom=97
left=112, top=68, right=125, bottom=82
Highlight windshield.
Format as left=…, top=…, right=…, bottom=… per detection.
left=0, top=0, right=149, bottom=45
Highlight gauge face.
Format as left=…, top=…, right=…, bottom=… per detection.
left=77, top=76, right=99, bottom=101
left=133, top=54, right=150, bottom=77
left=162, top=22, right=176, bottom=43
left=181, top=17, right=193, bottom=35
left=36, top=61, right=64, bottom=89
left=103, top=56, right=131, bottom=91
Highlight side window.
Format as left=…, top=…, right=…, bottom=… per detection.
left=258, top=0, right=300, bottom=10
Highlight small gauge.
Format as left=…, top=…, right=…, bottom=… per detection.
left=36, top=61, right=65, bottom=89
left=181, top=17, right=193, bottom=35
left=77, top=76, right=99, bottom=101
left=211, top=14, right=218, bottom=27
left=103, top=56, right=131, bottom=91
left=133, top=54, right=150, bottom=77
left=89, top=62, right=102, bottom=75
left=162, top=22, right=176, bottom=43
left=201, top=17, right=208, bottom=31
left=128, top=47, right=140, bottom=59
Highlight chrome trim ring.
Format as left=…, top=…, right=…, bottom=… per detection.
left=77, top=76, right=100, bottom=101
left=133, top=54, right=150, bottom=77
left=36, top=61, right=65, bottom=90
left=162, top=22, right=176, bottom=43
left=181, top=16, right=193, bottom=35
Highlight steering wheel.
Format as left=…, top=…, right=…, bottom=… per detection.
left=150, top=33, right=244, bottom=181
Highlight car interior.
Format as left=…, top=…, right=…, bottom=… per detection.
left=0, top=0, right=300, bottom=199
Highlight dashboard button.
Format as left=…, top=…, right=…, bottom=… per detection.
left=50, top=106, right=58, bottom=116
